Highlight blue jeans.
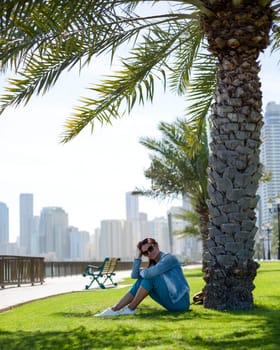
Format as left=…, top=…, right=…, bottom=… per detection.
left=129, top=275, right=190, bottom=312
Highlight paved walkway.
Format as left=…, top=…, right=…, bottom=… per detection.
left=0, top=270, right=131, bottom=313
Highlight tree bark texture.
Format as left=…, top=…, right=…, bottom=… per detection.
left=197, top=202, right=209, bottom=270
left=200, top=0, right=273, bottom=310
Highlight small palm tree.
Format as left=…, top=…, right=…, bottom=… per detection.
left=135, top=118, right=209, bottom=267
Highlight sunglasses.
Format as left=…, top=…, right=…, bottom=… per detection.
left=142, top=245, right=155, bottom=256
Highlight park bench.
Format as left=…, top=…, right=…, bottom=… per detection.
left=82, top=257, right=120, bottom=289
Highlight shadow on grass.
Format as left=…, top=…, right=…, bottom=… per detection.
left=55, top=307, right=195, bottom=321
left=0, top=262, right=279, bottom=350
left=0, top=327, right=139, bottom=350
left=1, top=304, right=280, bottom=350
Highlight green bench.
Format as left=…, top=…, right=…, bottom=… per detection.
left=83, top=257, right=120, bottom=289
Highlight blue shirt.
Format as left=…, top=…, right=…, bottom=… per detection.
left=131, top=252, right=190, bottom=304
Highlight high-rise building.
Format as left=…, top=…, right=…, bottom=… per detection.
left=99, top=219, right=124, bottom=260
left=125, top=191, right=141, bottom=245
left=126, top=191, right=139, bottom=221
left=259, top=102, right=280, bottom=228
left=30, top=216, right=40, bottom=255
left=139, top=212, right=149, bottom=241
left=148, top=216, right=169, bottom=250
left=0, top=201, right=9, bottom=246
left=19, top=193, right=34, bottom=254
left=68, top=226, right=90, bottom=261
left=39, top=207, right=68, bottom=260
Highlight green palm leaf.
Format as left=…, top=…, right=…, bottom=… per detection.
left=62, top=19, right=201, bottom=142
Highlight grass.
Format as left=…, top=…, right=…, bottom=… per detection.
left=0, top=261, right=279, bottom=350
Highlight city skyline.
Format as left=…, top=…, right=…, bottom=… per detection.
left=0, top=48, right=279, bottom=243
left=0, top=190, right=202, bottom=262
left=1, top=191, right=180, bottom=244
left=258, top=102, right=280, bottom=240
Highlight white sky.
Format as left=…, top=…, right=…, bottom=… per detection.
left=0, top=46, right=279, bottom=242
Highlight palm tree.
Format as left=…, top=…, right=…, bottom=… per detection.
left=136, top=118, right=209, bottom=268
left=0, top=1, right=279, bottom=310
left=173, top=209, right=201, bottom=240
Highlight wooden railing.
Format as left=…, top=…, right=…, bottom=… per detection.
left=44, top=260, right=133, bottom=277
left=0, top=255, right=133, bottom=288
left=0, top=255, right=44, bottom=288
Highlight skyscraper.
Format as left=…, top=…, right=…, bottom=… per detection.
left=125, top=191, right=139, bottom=221
left=19, top=193, right=34, bottom=254
left=0, top=202, right=9, bottom=245
left=99, top=219, right=124, bottom=260
left=68, top=226, right=90, bottom=261
left=125, top=191, right=140, bottom=245
left=259, top=102, right=280, bottom=227
left=39, top=207, right=68, bottom=260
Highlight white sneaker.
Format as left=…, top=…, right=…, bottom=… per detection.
left=94, top=308, right=120, bottom=317
left=118, top=306, right=136, bottom=316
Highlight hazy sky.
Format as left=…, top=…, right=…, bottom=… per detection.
left=0, top=44, right=279, bottom=242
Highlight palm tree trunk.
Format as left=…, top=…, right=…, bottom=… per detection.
left=197, top=203, right=209, bottom=271
left=204, top=54, right=262, bottom=310
left=200, top=1, right=273, bottom=310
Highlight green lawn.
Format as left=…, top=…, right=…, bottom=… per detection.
left=0, top=261, right=279, bottom=350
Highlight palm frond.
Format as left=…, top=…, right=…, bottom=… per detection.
left=139, top=117, right=209, bottom=201
left=0, top=51, right=82, bottom=112
left=61, top=20, right=197, bottom=142
left=173, top=208, right=200, bottom=237
left=271, top=20, right=280, bottom=55
left=1, top=2, right=180, bottom=96
left=0, top=0, right=214, bottom=144
left=1, top=1, right=115, bottom=68
left=169, top=19, right=203, bottom=95
left=184, top=52, right=217, bottom=154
